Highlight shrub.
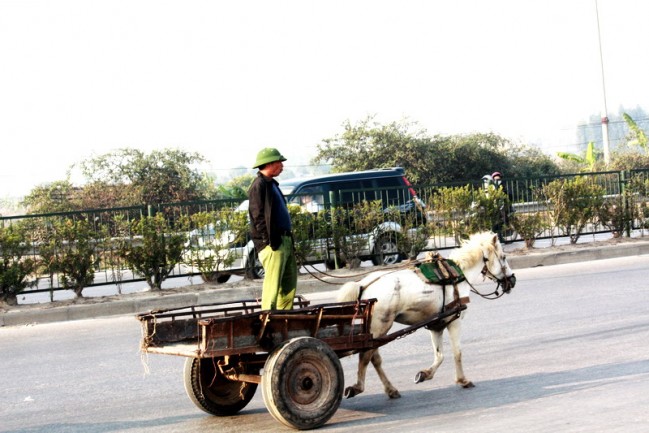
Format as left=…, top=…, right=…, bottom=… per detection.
left=185, top=209, right=247, bottom=283
left=626, top=174, right=649, bottom=231
left=511, top=212, right=548, bottom=248
left=539, top=176, right=605, bottom=244
left=427, top=185, right=474, bottom=243
left=467, top=184, right=512, bottom=238
left=39, top=219, right=99, bottom=297
left=0, top=223, right=39, bottom=306
left=288, top=205, right=321, bottom=269
left=597, top=196, right=630, bottom=238
left=331, top=200, right=384, bottom=269
left=383, top=204, right=431, bottom=260
left=119, top=214, right=187, bottom=290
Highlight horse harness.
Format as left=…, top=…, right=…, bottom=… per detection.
left=354, top=253, right=469, bottom=332
left=415, top=253, right=469, bottom=331
left=351, top=250, right=513, bottom=331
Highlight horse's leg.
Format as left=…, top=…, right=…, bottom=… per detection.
left=447, top=319, right=474, bottom=388
left=346, top=280, right=402, bottom=399
left=344, top=349, right=375, bottom=398
left=344, top=346, right=401, bottom=399
left=414, top=328, right=444, bottom=384
left=370, top=349, right=401, bottom=399
left=345, top=311, right=401, bottom=399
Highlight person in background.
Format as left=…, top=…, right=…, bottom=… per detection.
left=491, top=171, right=514, bottom=203
left=490, top=171, right=514, bottom=241
left=247, top=148, right=298, bottom=310
left=300, top=192, right=325, bottom=213
left=491, top=172, right=505, bottom=193
left=482, top=174, right=494, bottom=192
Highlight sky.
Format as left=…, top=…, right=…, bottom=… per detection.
left=2, top=0, right=649, bottom=198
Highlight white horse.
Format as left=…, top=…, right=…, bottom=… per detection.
left=337, top=231, right=516, bottom=399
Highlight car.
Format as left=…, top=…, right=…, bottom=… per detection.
left=186, top=168, right=423, bottom=281
left=280, top=167, right=418, bottom=210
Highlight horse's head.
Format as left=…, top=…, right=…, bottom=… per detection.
left=481, top=233, right=516, bottom=293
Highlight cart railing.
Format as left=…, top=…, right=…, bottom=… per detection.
left=137, top=296, right=377, bottom=358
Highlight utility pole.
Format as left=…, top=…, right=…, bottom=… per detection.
left=595, top=0, right=610, bottom=166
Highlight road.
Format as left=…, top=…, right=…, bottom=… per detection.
left=1, top=255, right=648, bottom=433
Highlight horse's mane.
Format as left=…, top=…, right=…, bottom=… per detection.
left=448, top=231, right=497, bottom=270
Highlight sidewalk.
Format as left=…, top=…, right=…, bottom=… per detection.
left=3, top=236, right=649, bottom=327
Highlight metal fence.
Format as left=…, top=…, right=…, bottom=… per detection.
left=2, top=169, right=648, bottom=298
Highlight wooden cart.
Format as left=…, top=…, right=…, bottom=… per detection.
left=137, top=295, right=465, bottom=430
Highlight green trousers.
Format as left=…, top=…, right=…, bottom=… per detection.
left=258, top=236, right=297, bottom=310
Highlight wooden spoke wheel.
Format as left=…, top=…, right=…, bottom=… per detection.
left=183, top=357, right=257, bottom=416
left=262, top=337, right=343, bottom=430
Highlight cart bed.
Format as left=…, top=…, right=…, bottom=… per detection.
left=137, top=296, right=376, bottom=358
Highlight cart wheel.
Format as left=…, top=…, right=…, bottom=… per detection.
left=183, top=357, right=257, bottom=416
left=262, top=337, right=343, bottom=430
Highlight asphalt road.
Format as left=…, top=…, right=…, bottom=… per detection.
left=1, top=254, right=648, bottom=433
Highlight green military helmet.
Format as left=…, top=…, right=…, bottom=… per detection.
left=253, top=147, right=287, bottom=168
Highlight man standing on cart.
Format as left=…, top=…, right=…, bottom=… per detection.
left=248, top=147, right=298, bottom=310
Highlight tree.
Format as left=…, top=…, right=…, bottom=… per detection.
left=23, top=148, right=215, bottom=212
left=606, top=113, right=649, bottom=170
left=313, top=116, right=434, bottom=183
left=214, top=174, right=255, bottom=200
left=76, top=148, right=212, bottom=206
left=313, top=117, right=560, bottom=185
left=430, top=134, right=511, bottom=182
left=575, top=107, right=649, bottom=161
left=623, top=113, right=648, bottom=151
left=22, top=180, right=79, bottom=214
left=557, top=141, right=602, bottom=172
left=608, top=151, right=649, bottom=170
left=505, top=143, right=562, bottom=178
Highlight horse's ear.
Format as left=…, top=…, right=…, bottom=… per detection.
left=491, top=234, right=499, bottom=245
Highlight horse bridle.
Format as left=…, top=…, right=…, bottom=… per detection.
left=470, top=251, right=516, bottom=299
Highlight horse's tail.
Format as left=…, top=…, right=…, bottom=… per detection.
left=337, top=280, right=363, bottom=302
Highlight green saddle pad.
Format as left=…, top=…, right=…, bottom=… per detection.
left=418, top=259, right=466, bottom=285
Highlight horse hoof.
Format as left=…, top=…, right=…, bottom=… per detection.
left=344, top=386, right=359, bottom=399
left=388, top=389, right=401, bottom=399
left=460, top=380, right=475, bottom=389
left=414, top=371, right=428, bottom=384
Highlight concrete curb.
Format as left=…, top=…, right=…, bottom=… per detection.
left=3, top=239, right=649, bottom=327
left=507, top=240, right=649, bottom=269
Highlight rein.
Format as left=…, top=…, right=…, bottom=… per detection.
left=469, top=254, right=512, bottom=300
left=302, top=261, right=413, bottom=285
left=304, top=247, right=514, bottom=301
left=467, top=279, right=506, bottom=300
